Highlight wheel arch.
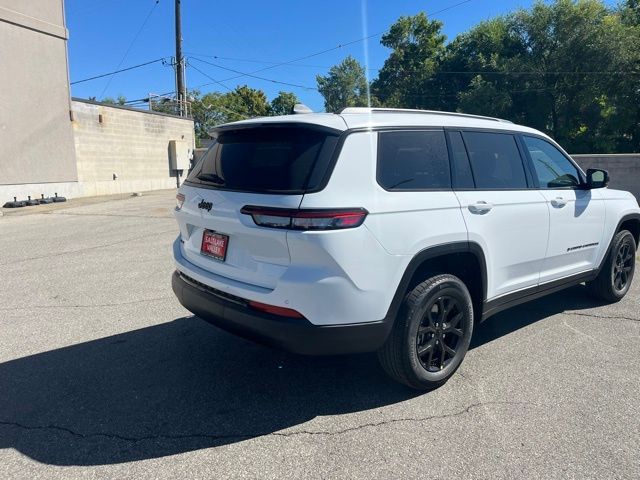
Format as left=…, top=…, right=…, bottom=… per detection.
left=617, top=213, right=640, bottom=246
left=384, top=242, right=488, bottom=324
left=597, top=213, right=640, bottom=274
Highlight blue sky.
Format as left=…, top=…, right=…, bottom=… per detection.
left=66, top=0, right=617, bottom=112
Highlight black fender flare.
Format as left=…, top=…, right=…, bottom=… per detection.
left=382, top=241, right=487, bottom=325
left=596, top=212, right=640, bottom=275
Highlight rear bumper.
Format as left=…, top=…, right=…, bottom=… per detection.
left=172, top=270, right=392, bottom=355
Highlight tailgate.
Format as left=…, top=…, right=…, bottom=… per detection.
left=175, top=185, right=302, bottom=290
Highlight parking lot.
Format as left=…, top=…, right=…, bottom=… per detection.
left=0, top=189, right=638, bottom=479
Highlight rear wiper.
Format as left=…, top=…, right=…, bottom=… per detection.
left=197, top=173, right=225, bottom=185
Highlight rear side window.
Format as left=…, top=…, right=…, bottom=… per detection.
left=377, top=131, right=450, bottom=190
left=186, top=127, right=339, bottom=193
left=462, top=131, right=528, bottom=189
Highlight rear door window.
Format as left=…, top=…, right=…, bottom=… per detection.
left=377, top=130, right=450, bottom=190
left=186, top=126, right=339, bottom=193
left=462, top=131, right=528, bottom=189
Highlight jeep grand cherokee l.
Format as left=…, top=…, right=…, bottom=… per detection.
left=171, top=107, right=639, bottom=390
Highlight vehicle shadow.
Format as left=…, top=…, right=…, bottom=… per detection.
left=0, top=315, right=415, bottom=466
left=0, top=284, right=607, bottom=466
left=470, top=283, right=607, bottom=350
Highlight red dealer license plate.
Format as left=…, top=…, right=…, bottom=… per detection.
left=200, top=230, right=229, bottom=261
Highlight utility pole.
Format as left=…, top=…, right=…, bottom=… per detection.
left=175, top=0, right=186, bottom=116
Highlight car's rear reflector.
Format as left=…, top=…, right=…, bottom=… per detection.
left=240, top=206, right=368, bottom=231
left=176, top=193, right=185, bottom=210
left=248, top=300, right=305, bottom=318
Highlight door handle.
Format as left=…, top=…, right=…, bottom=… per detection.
left=468, top=201, right=493, bottom=215
left=550, top=197, right=567, bottom=208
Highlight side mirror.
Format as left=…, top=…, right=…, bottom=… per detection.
left=586, top=168, right=609, bottom=189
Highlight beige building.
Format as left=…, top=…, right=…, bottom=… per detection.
left=0, top=0, right=78, bottom=198
left=0, top=0, right=195, bottom=201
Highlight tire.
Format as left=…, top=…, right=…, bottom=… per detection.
left=588, top=230, right=636, bottom=303
left=377, top=274, right=474, bottom=390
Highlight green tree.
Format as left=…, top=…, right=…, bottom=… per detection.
left=457, top=75, right=512, bottom=117
left=620, top=0, right=640, bottom=24
left=269, top=91, right=299, bottom=116
left=432, top=0, right=632, bottom=152
left=102, top=95, right=127, bottom=105
left=371, top=12, right=446, bottom=108
left=607, top=0, right=640, bottom=152
left=227, top=85, right=270, bottom=118
left=316, top=55, right=372, bottom=112
left=509, top=0, right=616, bottom=150
left=176, top=87, right=271, bottom=139
left=435, top=17, right=522, bottom=113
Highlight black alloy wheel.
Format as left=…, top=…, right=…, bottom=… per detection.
left=378, top=274, right=474, bottom=390
left=613, top=240, right=634, bottom=292
left=588, top=229, right=636, bottom=303
left=416, top=295, right=465, bottom=372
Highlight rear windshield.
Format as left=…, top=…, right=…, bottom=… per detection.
left=186, top=126, right=340, bottom=194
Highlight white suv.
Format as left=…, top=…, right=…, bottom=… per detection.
left=172, top=107, right=639, bottom=390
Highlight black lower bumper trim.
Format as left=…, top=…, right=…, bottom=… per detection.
left=172, top=271, right=392, bottom=355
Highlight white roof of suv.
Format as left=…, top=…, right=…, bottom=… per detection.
left=218, top=107, right=545, bottom=137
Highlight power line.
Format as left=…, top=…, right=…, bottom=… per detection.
left=204, top=103, right=248, bottom=119
left=189, top=57, right=318, bottom=90
left=185, top=53, right=640, bottom=76
left=100, top=0, right=160, bottom=98
left=70, top=57, right=167, bottom=85
left=151, top=0, right=476, bottom=98
left=430, top=70, right=640, bottom=76
left=187, top=62, right=233, bottom=92
left=185, top=52, right=335, bottom=70
left=123, top=96, right=151, bottom=104
left=186, top=0, right=474, bottom=90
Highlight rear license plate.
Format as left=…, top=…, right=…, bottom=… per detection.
left=200, top=230, right=229, bottom=261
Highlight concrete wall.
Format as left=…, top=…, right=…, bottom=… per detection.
left=72, top=100, right=195, bottom=197
left=573, top=154, right=640, bottom=200
left=193, top=148, right=208, bottom=165
left=0, top=0, right=78, bottom=195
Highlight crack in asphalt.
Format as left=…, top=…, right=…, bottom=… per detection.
left=519, top=307, right=640, bottom=324
left=0, top=401, right=532, bottom=444
left=0, top=297, right=174, bottom=311
left=562, top=320, right=616, bottom=349
left=564, top=310, right=640, bottom=323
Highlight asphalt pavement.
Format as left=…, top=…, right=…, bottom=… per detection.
left=0, top=190, right=638, bottom=479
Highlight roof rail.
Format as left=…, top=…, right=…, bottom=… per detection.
left=339, top=107, right=513, bottom=124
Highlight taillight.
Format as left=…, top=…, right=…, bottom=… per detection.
left=240, top=206, right=368, bottom=231
left=248, top=300, right=305, bottom=318
left=176, top=193, right=185, bottom=210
